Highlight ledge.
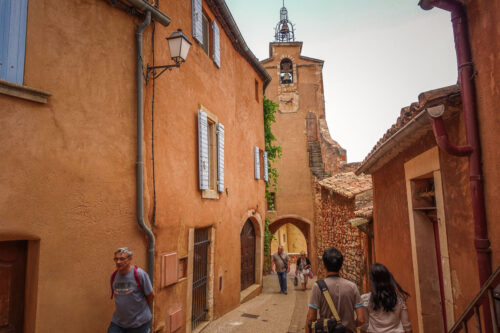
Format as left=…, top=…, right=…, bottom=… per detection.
left=0, top=79, right=51, bottom=104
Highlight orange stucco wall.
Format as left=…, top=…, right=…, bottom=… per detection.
left=0, top=1, right=265, bottom=332
left=371, top=112, right=482, bottom=332
left=464, top=0, right=500, bottom=268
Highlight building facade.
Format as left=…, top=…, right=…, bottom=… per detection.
left=261, top=5, right=346, bottom=274
left=357, top=0, right=500, bottom=330
left=0, top=0, right=270, bottom=332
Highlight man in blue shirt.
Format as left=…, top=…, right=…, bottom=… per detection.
left=108, top=247, right=154, bottom=333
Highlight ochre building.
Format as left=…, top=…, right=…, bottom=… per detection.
left=261, top=5, right=346, bottom=274
left=0, top=0, right=270, bottom=332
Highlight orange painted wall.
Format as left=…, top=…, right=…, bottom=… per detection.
left=262, top=43, right=327, bottom=272
left=464, top=0, right=500, bottom=269
left=371, top=112, right=481, bottom=332
left=0, top=0, right=265, bottom=332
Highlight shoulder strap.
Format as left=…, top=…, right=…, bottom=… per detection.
left=278, top=253, right=288, bottom=266
left=316, top=280, right=341, bottom=322
left=110, top=270, right=118, bottom=299
left=134, top=266, right=145, bottom=295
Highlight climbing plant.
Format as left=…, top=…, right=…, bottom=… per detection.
left=263, top=96, right=281, bottom=271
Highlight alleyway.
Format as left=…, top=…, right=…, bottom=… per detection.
left=202, top=274, right=314, bottom=333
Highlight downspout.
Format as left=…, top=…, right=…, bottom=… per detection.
left=136, top=10, right=155, bottom=283
left=419, top=0, right=493, bottom=329
left=426, top=105, right=473, bottom=156
left=420, top=0, right=492, bottom=286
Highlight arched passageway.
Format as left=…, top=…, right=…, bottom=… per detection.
left=268, top=215, right=316, bottom=274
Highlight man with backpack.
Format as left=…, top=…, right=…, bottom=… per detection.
left=108, top=247, right=154, bottom=333
left=305, top=247, right=365, bottom=333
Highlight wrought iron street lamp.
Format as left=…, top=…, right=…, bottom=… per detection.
left=146, top=29, right=191, bottom=84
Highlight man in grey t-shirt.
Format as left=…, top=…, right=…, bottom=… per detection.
left=108, top=247, right=154, bottom=333
left=272, top=245, right=290, bottom=294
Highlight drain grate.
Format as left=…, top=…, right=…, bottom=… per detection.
left=241, top=313, right=259, bottom=319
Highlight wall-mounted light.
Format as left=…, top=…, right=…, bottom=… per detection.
left=146, top=29, right=192, bottom=84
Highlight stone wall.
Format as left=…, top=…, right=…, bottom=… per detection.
left=315, top=185, right=367, bottom=291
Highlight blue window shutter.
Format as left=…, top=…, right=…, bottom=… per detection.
left=263, top=151, right=269, bottom=182
left=198, top=110, right=209, bottom=190
left=192, top=0, right=203, bottom=44
left=217, top=123, right=224, bottom=192
left=254, top=147, right=260, bottom=180
left=212, top=21, right=220, bottom=68
left=0, top=0, right=28, bottom=85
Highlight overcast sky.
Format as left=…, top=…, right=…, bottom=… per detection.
left=226, top=0, right=458, bottom=162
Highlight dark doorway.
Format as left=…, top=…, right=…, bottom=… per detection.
left=240, top=219, right=256, bottom=291
left=192, top=228, right=210, bottom=330
left=0, top=240, right=27, bottom=333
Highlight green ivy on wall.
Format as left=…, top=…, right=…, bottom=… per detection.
left=263, top=96, right=281, bottom=271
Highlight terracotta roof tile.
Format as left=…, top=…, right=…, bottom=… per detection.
left=319, top=172, right=372, bottom=198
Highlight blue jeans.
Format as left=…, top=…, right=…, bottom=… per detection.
left=108, top=322, right=150, bottom=333
left=277, top=271, right=287, bottom=293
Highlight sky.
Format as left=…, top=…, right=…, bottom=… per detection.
left=225, top=0, right=458, bottom=162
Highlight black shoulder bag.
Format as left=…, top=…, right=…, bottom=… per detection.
left=308, top=280, right=346, bottom=333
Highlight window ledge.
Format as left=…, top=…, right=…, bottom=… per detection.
left=202, top=189, right=220, bottom=200
left=0, top=79, right=51, bottom=104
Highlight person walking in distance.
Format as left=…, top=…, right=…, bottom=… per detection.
left=296, top=250, right=312, bottom=291
left=108, top=247, right=154, bottom=333
left=306, top=247, right=365, bottom=333
left=272, top=245, right=290, bottom=294
left=359, top=263, right=412, bottom=333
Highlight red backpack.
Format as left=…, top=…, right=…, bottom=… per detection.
left=110, top=265, right=145, bottom=299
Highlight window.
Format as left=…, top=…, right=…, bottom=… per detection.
left=254, top=148, right=268, bottom=181
left=198, top=106, right=224, bottom=199
left=280, top=58, right=293, bottom=84
left=254, top=79, right=259, bottom=102
left=0, top=0, right=28, bottom=84
left=192, top=0, right=220, bottom=67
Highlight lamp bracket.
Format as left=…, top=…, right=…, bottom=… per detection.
left=145, top=62, right=181, bottom=84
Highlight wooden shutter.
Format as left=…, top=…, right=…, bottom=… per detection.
left=0, top=0, right=28, bottom=84
left=263, top=151, right=269, bottom=182
left=254, top=147, right=260, bottom=180
left=217, top=123, right=224, bottom=193
left=198, top=110, right=209, bottom=190
left=212, top=21, right=220, bottom=68
left=192, top=0, right=203, bottom=44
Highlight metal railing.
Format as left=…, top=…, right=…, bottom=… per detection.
left=448, top=265, right=499, bottom=333
left=192, top=228, right=210, bottom=330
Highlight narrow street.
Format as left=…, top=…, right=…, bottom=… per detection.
left=202, top=274, right=314, bottom=333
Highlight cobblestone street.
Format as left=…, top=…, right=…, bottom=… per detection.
left=202, top=274, right=314, bottom=333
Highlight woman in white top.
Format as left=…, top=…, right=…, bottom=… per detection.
left=359, top=263, right=412, bottom=333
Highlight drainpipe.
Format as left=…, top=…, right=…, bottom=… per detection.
left=419, top=0, right=492, bottom=329
left=136, top=10, right=155, bottom=283
left=420, top=0, right=492, bottom=286
left=426, top=105, right=473, bottom=156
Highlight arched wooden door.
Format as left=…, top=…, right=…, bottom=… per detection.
left=240, top=219, right=256, bottom=291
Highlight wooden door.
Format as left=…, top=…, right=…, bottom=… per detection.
left=306, top=113, right=318, bottom=142
left=240, top=220, right=256, bottom=291
left=0, top=241, right=27, bottom=333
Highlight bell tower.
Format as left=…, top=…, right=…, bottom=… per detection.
left=274, top=1, right=295, bottom=42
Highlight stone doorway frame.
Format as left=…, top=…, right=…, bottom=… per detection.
left=404, top=147, right=455, bottom=332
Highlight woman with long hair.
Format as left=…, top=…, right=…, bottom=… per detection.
left=359, top=263, right=412, bottom=333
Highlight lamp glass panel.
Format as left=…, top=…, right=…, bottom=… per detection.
left=180, top=38, right=191, bottom=61
left=168, top=37, right=182, bottom=60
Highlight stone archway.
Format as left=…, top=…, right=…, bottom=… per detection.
left=268, top=215, right=317, bottom=274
